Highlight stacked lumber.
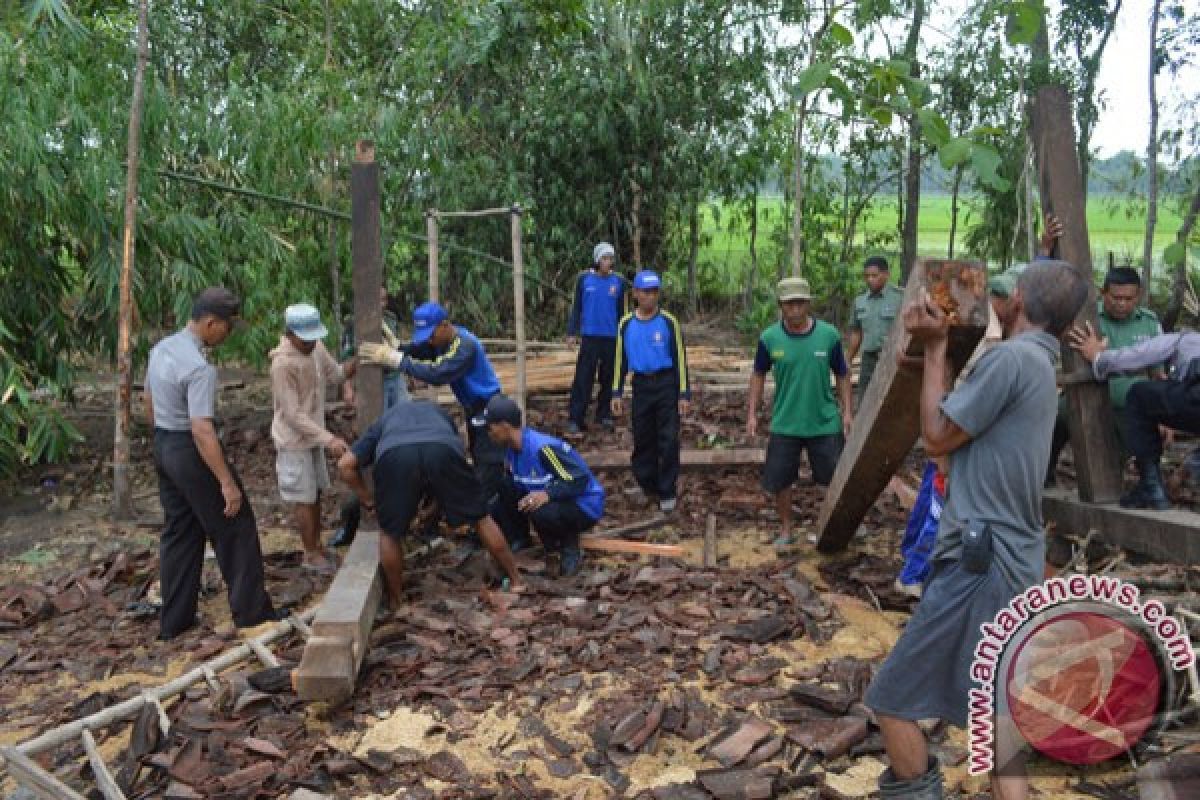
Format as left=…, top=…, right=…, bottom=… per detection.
left=487, top=346, right=751, bottom=396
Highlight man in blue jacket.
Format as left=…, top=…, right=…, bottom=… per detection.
left=359, top=301, right=505, bottom=501
left=566, top=242, right=628, bottom=435
left=485, top=395, right=605, bottom=576
left=611, top=270, right=691, bottom=512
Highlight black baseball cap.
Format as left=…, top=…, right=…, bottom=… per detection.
left=191, top=287, right=242, bottom=323
left=483, top=394, right=522, bottom=427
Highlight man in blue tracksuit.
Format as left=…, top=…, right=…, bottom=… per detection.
left=485, top=395, right=605, bottom=576
left=566, top=242, right=628, bottom=434
left=359, top=301, right=505, bottom=502
left=611, top=270, right=691, bottom=512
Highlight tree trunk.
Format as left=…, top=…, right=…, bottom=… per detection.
left=1162, top=184, right=1200, bottom=331
left=790, top=100, right=809, bottom=277
left=899, top=0, right=925, bottom=283
left=948, top=165, right=964, bottom=258
left=112, top=0, right=150, bottom=521
left=631, top=178, right=643, bottom=268
left=687, top=199, right=700, bottom=315
left=1024, top=138, right=1037, bottom=262
left=1142, top=0, right=1162, bottom=301
left=745, top=188, right=758, bottom=311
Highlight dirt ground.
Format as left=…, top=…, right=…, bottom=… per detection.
left=1, top=366, right=1196, bottom=799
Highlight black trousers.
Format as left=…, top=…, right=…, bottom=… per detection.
left=1124, top=378, right=1200, bottom=461
left=568, top=335, right=617, bottom=427
left=153, top=430, right=275, bottom=639
left=467, top=400, right=506, bottom=505
left=630, top=371, right=681, bottom=499
left=491, top=480, right=596, bottom=552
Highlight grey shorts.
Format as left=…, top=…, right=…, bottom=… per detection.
left=276, top=448, right=331, bottom=504
left=864, top=559, right=1019, bottom=728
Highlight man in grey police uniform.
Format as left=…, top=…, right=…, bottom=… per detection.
left=144, top=287, right=280, bottom=640
left=846, top=255, right=905, bottom=407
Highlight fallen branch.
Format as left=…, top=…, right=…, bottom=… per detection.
left=579, top=538, right=684, bottom=557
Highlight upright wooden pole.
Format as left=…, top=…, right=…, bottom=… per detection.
left=511, top=205, right=527, bottom=412
left=351, top=140, right=383, bottom=427
left=816, top=259, right=989, bottom=552
left=1029, top=84, right=1123, bottom=503
left=112, top=0, right=149, bottom=521
left=426, top=209, right=439, bottom=303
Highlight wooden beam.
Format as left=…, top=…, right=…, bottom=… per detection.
left=1029, top=83, right=1123, bottom=503
left=426, top=210, right=439, bottom=303
left=579, top=538, right=684, bottom=557
left=511, top=205, right=527, bottom=412
left=1042, top=488, right=1200, bottom=565
left=585, top=448, right=765, bottom=470
left=816, top=259, right=989, bottom=553
left=294, top=530, right=383, bottom=703
left=0, top=746, right=88, bottom=800
left=589, top=516, right=669, bottom=538
left=351, top=140, right=383, bottom=429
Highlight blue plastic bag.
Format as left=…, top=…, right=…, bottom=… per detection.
left=898, top=461, right=944, bottom=587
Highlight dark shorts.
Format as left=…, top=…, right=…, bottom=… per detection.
left=374, top=443, right=487, bottom=539
left=762, top=432, right=844, bottom=492
left=864, top=559, right=1019, bottom=728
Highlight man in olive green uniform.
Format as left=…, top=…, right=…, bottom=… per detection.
left=1046, top=267, right=1163, bottom=485
left=846, top=256, right=905, bottom=408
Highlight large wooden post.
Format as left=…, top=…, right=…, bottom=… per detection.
left=816, top=259, right=989, bottom=552
left=351, top=140, right=383, bottom=427
left=1029, top=83, right=1123, bottom=503
left=426, top=209, right=439, bottom=303
left=511, top=205, right=527, bottom=411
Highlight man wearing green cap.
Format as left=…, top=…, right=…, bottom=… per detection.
left=846, top=256, right=905, bottom=407
left=747, top=277, right=853, bottom=546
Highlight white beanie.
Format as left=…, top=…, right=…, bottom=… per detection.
left=592, top=242, right=616, bottom=265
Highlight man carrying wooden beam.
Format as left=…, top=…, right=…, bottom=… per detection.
left=485, top=394, right=605, bottom=576
left=336, top=398, right=521, bottom=606
left=1067, top=327, right=1200, bottom=510
left=863, top=261, right=1088, bottom=800
left=565, top=242, right=628, bottom=435
left=746, top=277, right=852, bottom=546
left=357, top=301, right=505, bottom=504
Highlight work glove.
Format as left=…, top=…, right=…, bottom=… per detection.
left=358, top=342, right=403, bottom=369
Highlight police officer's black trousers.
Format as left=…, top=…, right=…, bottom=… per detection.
left=491, top=481, right=595, bottom=553
left=630, top=371, right=681, bottom=499
left=1124, top=378, right=1200, bottom=462
left=467, top=398, right=506, bottom=506
left=568, top=335, right=617, bottom=427
left=153, top=430, right=275, bottom=639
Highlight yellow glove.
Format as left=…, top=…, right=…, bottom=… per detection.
left=358, top=342, right=403, bottom=369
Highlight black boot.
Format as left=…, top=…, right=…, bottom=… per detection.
left=1121, top=458, right=1171, bottom=510
left=878, top=757, right=943, bottom=799
left=560, top=532, right=583, bottom=577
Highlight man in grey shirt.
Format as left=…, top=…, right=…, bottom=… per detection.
left=1068, top=327, right=1200, bottom=509
left=145, top=287, right=278, bottom=639
left=864, top=261, right=1089, bottom=800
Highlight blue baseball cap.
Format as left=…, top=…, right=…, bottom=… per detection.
left=411, top=301, right=448, bottom=344
left=284, top=303, right=328, bottom=341
left=633, top=270, right=661, bottom=290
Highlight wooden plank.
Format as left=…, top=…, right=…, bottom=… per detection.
left=578, top=538, right=684, bottom=557
left=351, top=140, right=383, bottom=428
left=1042, top=488, right=1200, bottom=565
left=1029, top=83, right=1123, bottom=503
left=295, top=530, right=382, bottom=703
left=585, top=448, right=765, bottom=470
left=511, top=205, right=526, bottom=412
left=426, top=210, right=439, bottom=303
left=816, top=259, right=989, bottom=553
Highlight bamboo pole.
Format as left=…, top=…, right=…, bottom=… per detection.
left=11, top=611, right=313, bottom=758
left=426, top=210, right=439, bottom=302
left=80, top=728, right=127, bottom=800
left=112, top=0, right=149, bottom=521
left=0, top=746, right=87, bottom=800
left=511, top=205, right=527, bottom=412
left=437, top=207, right=513, bottom=218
